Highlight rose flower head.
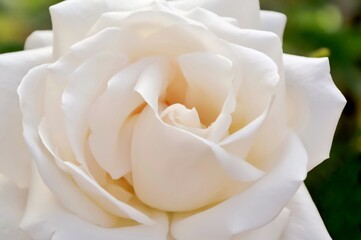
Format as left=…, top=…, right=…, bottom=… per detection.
left=0, top=0, right=346, bottom=239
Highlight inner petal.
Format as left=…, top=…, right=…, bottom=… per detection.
left=177, top=52, right=234, bottom=126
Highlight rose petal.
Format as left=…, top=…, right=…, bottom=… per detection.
left=0, top=174, right=30, bottom=240
left=21, top=164, right=169, bottom=240
left=89, top=8, right=194, bottom=38
left=0, top=48, right=51, bottom=188
left=184, top=7, right=283, bottom=67
left=284, top=54, right=346, bottom=170
left=220, top=97, right=274, bottom=159
left=178, top=52, right=234, bottom=126
left=169, top=0, right=261, bottom=28
left=231, top=44, right=279, bottom=129
left=24, top=31, right=53, bottom=50
left=134, top=57, right=171, bottom=112
left=89, top=57, right=165, bottom=179
left=62, top=52, right=128, bottom=167
left=171, top=130, right=307, bottom=240
left=41, top=27, right=140, bottom=171
left=132, top=106, right=264, bottom=212
left=50, top=0, right=153, bottom=58
left=260, top=11, right=287, bottom=39
left=18, top=65, right=121, bottom=227
left=281, top=184, right=332, bottom=240
left=232, top=208, right=290, bottom=240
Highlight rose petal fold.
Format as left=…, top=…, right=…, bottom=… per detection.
left=18, top=65, right=122, bottom=227
left=169, top=0, right=261, bottom=28
left=20, top=164, right=169, bottom=240
left=132, top=106, right=263, bottom=212
left=89, top=57, right=169, bottom=179
left=50, top=0, right=153, bottom=58
left=178, top=52, right=234, bottom=126
left=171, top=130, right=307, bottom=240
left=232, top=208, right=290, bottom=240
left=62, top=52, right=128, bottom=167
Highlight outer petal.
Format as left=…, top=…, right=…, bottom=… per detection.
left=284, top=54, right=346, bottom=170
left=20, top=165, right=169, bottom=240
left=18, top=65, right=122, bottom=227
left=169, top=0, right=261, bottom=28
left=232, top=208, right=290, bottom=240
left=260, top=11, right=287, bottom=39
left=24, top=31, right=53, bottom=50
left=50, top=0, right=153, bottom=58
left=281, top=184, right=332, bottom=240
left=50, top=0, right=109, bottom=58
left=0, top=174, right=30, bottom=240
left=0, top=48, right=51, bottom=188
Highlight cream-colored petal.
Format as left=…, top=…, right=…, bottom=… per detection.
left=284, top=54, right=346, bottom=170
left=24, top=31, right=53, bottom=50
left=281, top=184, right=332, bottom=240
left=232, top=208, right=290, bottom=240
left=178, top=52, right=234, bottom=126
left=89, top=57, right=169, bottom=179
left=0, top=48, right=51, bottom=188
left=18, top=65, right=121, bottom=227
left=41, top=27, right=140, bottom=170
left=88, top=8, right=194, bottom=38
left=184, top=8, right=283, bottom=68
left=62, top=52, right=128, bottom=167
left=260, top=11, right=287, bottom=39
left=50, top=0, right=108, bottom=58
left=230, top=44, right=279, bottom=130
left=142, top=23, right=234, bottom=59
left=132, top=106, right=263, bottom=212
left=171, top=131, right=307, bottom=240
left=169, top=0, right=261, bottom=28
left=0, top=174, right=30, bottom=240
left=134, top=57, right=172, bottom=112
left=21, top=164, right=169, bottom=240
left=50, top=0, right=153, bottom=58
left=220, top=98, right=273, bottom=159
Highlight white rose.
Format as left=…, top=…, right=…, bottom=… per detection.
left=0, top=0, right=346, bottom=239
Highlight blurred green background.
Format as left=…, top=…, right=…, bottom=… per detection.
left=0, top=0, right=360, bottom=239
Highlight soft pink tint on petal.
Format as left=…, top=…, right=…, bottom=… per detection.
left=284, top=54, right=346, bottom=170
left=0, top=174, right=30, bottom=240
left=0, top=48, right=51, bottom=188
left=281, top=184, right=332, bottom=240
